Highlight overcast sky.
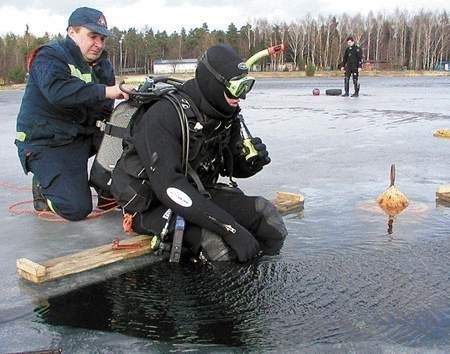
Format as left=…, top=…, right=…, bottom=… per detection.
left=0, top=0, right=448, bottom=36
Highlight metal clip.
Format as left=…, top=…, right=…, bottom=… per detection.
left=96, top=120, right=113, bottom=135
left=96, top=120, right=106, bottom=131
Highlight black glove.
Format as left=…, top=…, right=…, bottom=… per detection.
left=250, top=137, right=271, bottom=168
left=222, top=224, right=261, bottom=262
left=231, top=137, right=271, bottom=178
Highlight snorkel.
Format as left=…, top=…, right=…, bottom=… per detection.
left=245, top=44, right=286, bottom=68
left=225, top=44, right=287, bottom=98
left=239, top=44, right=286, bottom=161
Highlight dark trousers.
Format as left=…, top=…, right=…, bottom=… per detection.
left=344, top=69, right=359, bottom=94
left=132, top=185, right=288, bottom=257
left=26, top=137, right=96, bottom=221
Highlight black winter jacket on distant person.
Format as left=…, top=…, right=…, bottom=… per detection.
left=342, top=45, right=363, bottom=71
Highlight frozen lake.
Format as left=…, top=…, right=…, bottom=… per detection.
left=0, top=76, right=449, bottom=353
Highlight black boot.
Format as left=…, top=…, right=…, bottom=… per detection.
left=32, top=175, right=50, bottom=211
left=342, top=77, right=350, bottom=96
left=351, top=80, right=360, bottom=97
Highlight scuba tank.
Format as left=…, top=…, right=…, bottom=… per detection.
left=89, top=77, right=183, bottom=194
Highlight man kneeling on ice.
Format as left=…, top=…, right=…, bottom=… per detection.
left=110, top=44, right=287, bottom=262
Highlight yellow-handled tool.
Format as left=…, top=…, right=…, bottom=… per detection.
left=239, top=114, right=258, bottom=161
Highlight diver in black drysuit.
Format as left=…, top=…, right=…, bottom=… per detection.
left=116, top=44, right=287, bottom=263
left=341, top=36, right=363, bottom=97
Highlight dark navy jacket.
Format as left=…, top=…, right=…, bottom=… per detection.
left=15, top=36, right=115, bottom=172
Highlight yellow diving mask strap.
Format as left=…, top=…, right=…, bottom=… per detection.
left=200, top=52, right=253, bottom=99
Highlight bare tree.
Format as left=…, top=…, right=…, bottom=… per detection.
left=374, top=13, right=384, bottom=62
left=336, top=14, right=350, bottom=68
left=288, top=21, right=306, bottom=70
left=2, top=9, right=450, bottom=82
left=366, top=11, right=374, bottom=61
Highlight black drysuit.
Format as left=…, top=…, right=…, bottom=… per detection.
left=129, top=79, right=287, bottom=262
left=342, top=45, right=363, bottom=95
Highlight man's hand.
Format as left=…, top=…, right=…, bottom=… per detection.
left=341, top=67, right=345, bottom=71
left=250, top=137, right=271, bottom=168
left=105, top=83, right=131, bottom=100
left=358, top=67, right=362, bottom=73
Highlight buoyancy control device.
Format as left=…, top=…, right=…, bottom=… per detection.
left=89, top=76, right=191, bottom=212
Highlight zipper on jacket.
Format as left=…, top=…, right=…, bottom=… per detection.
left=205, top=214, right=236, bottom=234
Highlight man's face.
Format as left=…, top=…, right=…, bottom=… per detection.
left=347, top=40, right=354, bottom=47
left=68, top=26, right=106, bottom=62
left=224, top=92, right=240, bottom=108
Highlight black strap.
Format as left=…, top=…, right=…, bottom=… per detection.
left=129, top=178, right=151, bottom=195
left=178, top=91, right=204, bottom=123
left=102, top=122, right=130, bottom=139
left=187, top=164, right=210, bottom=198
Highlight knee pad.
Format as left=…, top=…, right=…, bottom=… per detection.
left=200, top=228, right=236, bottom=261
left=255, top=197, right=288, bottom=240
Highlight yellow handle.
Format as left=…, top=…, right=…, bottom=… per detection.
left=242, top=139, right=258, bottom=161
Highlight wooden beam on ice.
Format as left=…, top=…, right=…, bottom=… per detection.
left=436, top=185, right=450, bottom=203
left=17, top=235, right=154, bottom=283
left=272, top=191, right=304, bottom=214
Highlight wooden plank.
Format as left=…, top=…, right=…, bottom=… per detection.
left=16, top=192, right=304, bottom=284
left=17, top=235, right=154, bottom=283
left=433, top=129, right=450, bottom=139
left=436, top=185, right=450, bottom=202
left=272, top=191, right=304, bottom=214
left=16, top=258, right=47, bottom=277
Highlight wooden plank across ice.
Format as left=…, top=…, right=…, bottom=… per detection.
left=17, top=235, right=154, bottom=283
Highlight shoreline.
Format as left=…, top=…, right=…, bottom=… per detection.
left=122, top=70, right=449, bottom=83
left=253, top=70, right=450, bottom=78
left=1, top=70, right=448, bottom=90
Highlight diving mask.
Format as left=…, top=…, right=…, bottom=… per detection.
left=200, top=53, right=255, bottom=99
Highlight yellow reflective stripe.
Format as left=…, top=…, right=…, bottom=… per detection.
left=47, top=199, right=56, bottom=213
left=16, top=131, right=27, bottom=142
left=68, top=64, right=92, bottom=83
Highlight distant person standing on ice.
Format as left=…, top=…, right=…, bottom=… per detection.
left=15, top=7, right=130, bottom=221
left=340, top=36, right=363, bottom=97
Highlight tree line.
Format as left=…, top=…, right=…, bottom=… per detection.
left=0, top=9, right=448, bottom=84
